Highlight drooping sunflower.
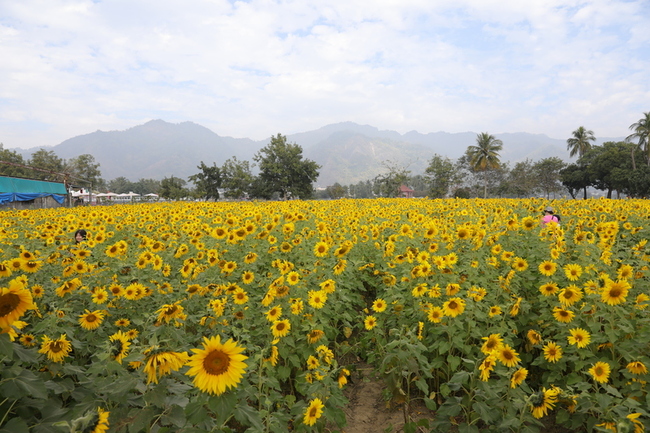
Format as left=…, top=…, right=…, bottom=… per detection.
left=143, top=348, right=189, bottom=384
left=527, top=330, right=542, bottom=345
left=307, top=329, right=325, bottom=344
left=84, top=407, right=110, bottom=433
left=626, top=361, right=648, bottom=375
left=588, top=361, right=611, bottom=383
left=303, top=398, right=325, bottom=426
left=497, top=344, right=521, bottom=368
left=264, top=345, right=279, bottom=366
left=529, top=387, right=559, bottom=419
left=185, top=336, right=248, bottom=395
left=271, top=319, right=291, bottom=338
left=78, top=309, right=105, bottom=331
left=510, top=368, right=529, bottom=388
left=478, top=354, right=497, bottom=381
left=567, top=328, right=591, bottom=348
left=601, top=279, right=630, bottom=306
left=542, top=342, right=563, bottom=363
left=0, top=283, right=35, bottom=328
left=109, top=331, right=131, bottom=363
left=442, top=297, right=465, bottom=317
left=39, top=334, right=72, bottom=363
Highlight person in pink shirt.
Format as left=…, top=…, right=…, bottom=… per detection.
left=541, top=206, right=560, bottom=226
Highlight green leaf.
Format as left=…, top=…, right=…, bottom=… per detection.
left=0, top=334, right=14, bottom=359
left=128, top=407, right=155, bottom=433
left=458, top=422, right=479, bottom=433
left=473, top=401, right=497, bottom=423
left=233, top=404, right=264, bottom=432
left=0, top=417, right=30, bottom=433
left=185, top=400, right=209, bottom=426
left=209, top=393, right=237, bottom=426
left=438, top=341, right=451, bottom=354
left=424, top=398, right=437, bottom=411
left=447, top=355, right=461, bottom=372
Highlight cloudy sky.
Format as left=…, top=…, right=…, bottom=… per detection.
left=1, top=0, right=649, bottom=149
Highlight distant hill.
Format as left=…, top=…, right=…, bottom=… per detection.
left=12, top=120, right=624, bottom=187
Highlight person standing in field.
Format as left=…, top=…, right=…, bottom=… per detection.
left=540, top=206, right=560, bottom=226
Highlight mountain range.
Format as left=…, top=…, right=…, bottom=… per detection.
left=12, top=120, right=623, bottom=187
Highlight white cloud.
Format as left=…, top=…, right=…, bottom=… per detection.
left=0, top=0, right=648, bottom=149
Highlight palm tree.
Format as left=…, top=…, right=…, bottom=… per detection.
left=626, top=112, right=650, bottom=170
left=566, top=126, right=596, bottom=158
left=466, top=132, right=503, bottom=198
left=566, top=126, right=596, bottom=199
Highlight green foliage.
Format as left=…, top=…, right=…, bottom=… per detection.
left=0, top=144, right=29, bottom=178
left=220, top=156, right=253, bottom=199
left=28, top=149, right=65, bottom=181
left=188, top=161, right=221, bottom=200
left=425, top=154, right=455, bottom=198
left=159, top=175, right=189, bottom=200
left=374, top=161, right=410, bottom=198
left=252, top=134, right=320, bottom=200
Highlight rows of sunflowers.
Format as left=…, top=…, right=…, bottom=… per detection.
left=0, top=198, right=648, bottom=433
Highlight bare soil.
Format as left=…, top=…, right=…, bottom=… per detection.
left=339, top=363, right=433, bottom=433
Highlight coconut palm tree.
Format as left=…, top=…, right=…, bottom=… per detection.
left=466, top=132, right=503, bottom=198
left=626, top=112, right=650, bottom=170
left=566, top=126, right=596, bottom=158
left=566, top=126, right=596, bottom=199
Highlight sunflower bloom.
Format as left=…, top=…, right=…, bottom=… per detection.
left=0, top=282, right=35, bottom=328
left=481, top=334, right=504, bottom=354
left=626, top=361, right=648, bottom=375
left=364, top=315, right=377, bottom=330
left=143, top=349, right=189, bottom=384
left=372, top=298, right=387, bottom=313
left=442, top=297, right=465, bottom=317
left=529, top=387, right=559, bottom=419
left=497, top=344, right=521, bottom=367
left=588, top=361, right=611, bottom=383
left=86, top=408, right=110, bottom=433
left=427, top=306, right=444, bottom=323
left=109, top=331, right=131, bottom=363
left=538, top=261, right=557, bottom=276
left=271, top=319, right=291, bottom=338
left=542, top=342, right=563, bottom=363
left=186, top=336, right=248, bottom=395
left=552, top=307, right=575, bottom=323
left=78, top=309, right=105, bottom=331
left=510, top=368, right=528, bottom=388
left=303, top=398, right=325, bottom=426
left=567, top=328, right=591, bottom=348
left=39, top=334, right=72, bottom=363
left=601, top=279, right=630, bottom=306
left=558, top=285, right=583, bottom=307
left=564, top=263, right=583, bottom=281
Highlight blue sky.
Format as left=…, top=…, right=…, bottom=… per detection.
left=1, top=0, right=648, bottom=149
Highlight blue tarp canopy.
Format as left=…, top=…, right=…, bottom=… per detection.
left=0, top=177, right=67, bottom=205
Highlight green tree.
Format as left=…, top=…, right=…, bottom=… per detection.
left=188, top=161, right=221, bottom=200
left=107, top=177, right=134, bottom=194
left=132, top=178, right=161, bottom=196
left=533, top=157, right=567, bottom=199
left=626, top=112, right=650, bottom=169
left=348, top=180, right=373, bottom=198
left=560, top=164, right=590, bottom=199
left=160, top=176, right=188, bottom=200
left=466, top=132, right=503, bottom=198
left=503, top=159, right=537, bottom=197
left=326, top=183, right=347, bottom=199
left=374, top=161, right=410, bottom=198
left=28, top=149, right=65, bottom=181
left=0, top=144, right=29, bottom=178
left=583, top=142, right=636, bottom=198
left=253, top=134, right=320, bottom=199
left=221, top=156, right=253, bottom=199
left=566, top=126, right=596, bottom=158
left=424, top=154, right=455, bottom=198
left=66, top=154, right=103, bottom=189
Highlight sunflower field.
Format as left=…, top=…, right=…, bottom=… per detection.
left=0, top=198, right=648, bottom=433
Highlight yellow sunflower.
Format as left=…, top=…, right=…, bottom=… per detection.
left=85, top=407, right=110, bottom=433
left=488, top=306, right=502, bottom=317
left=529, top=387, right=559, bottom=419
left=372, top=298, right=387, bottom=313
left=497, top=344, right=521, bottom=368
left=558, top=285, right=583, bottom=307
left=538, top=260, right=557, bottom=276
left=185, top=336, right=248, bottom=395
left=542, top=342, right=563, bottom=363
left=143, top=349, right=189, bottom=384
left=265, top=306, right=282, bottom=322
left=601, top=279, right=630, bottom=306
left=78, top=309, right=105, bottom=330
left=442, top=297, right=465, bottom=317
left=510, top=368, right=528, bottom=388
left=481, top=334, right=504, bottom=355
left=303, top=398, right=325, bottom=426
left=552, top=306, right=575, bottom=323
left=109, top=331, right=131, bottom=363
left=271, top=319, right=291, bottom=338
left=567, top=328, right=591, bottom=348
left=39, top=334, right=72, bottom=363
left=588, top=361, right=611, bottom=383
left=427, top=306, right=444, bottom=323
left=626, top=361, right=648, bottom=375
left=0, top=282, right=35, bottom=328
left=307, top=329, right=325, bottom=344
left=563, top=263, right=583, bottom=281
left=364, top=315, right=377, bottom=330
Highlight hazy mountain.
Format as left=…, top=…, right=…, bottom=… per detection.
left=12, top=120, right=624, bottom=187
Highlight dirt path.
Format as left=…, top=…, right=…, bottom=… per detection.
left=340, top=364, right=411, bottom=433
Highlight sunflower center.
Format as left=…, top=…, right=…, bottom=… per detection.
left=86, top=314, right=97, bottom=323
left=449, top=301, right=458, bottom=309
left=609, top=287, right=622, bottom=297
left=203, top=349, right=230, bottom=376
left=595, top=366, right=603, bottom=375
left=276, top=323, right=286, bottom=331
left=51, top=342, right=63, bottom=353
left=503, top=351, right=514, bottom=360
left=0, top=293, right=20, bottom=316
left=309, top=407, right=318, bottom=417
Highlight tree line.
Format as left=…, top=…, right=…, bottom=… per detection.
left=2, top=111, right=648, bottom=201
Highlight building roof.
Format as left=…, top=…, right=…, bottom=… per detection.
left=0, top=176, right=68, bottom=194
